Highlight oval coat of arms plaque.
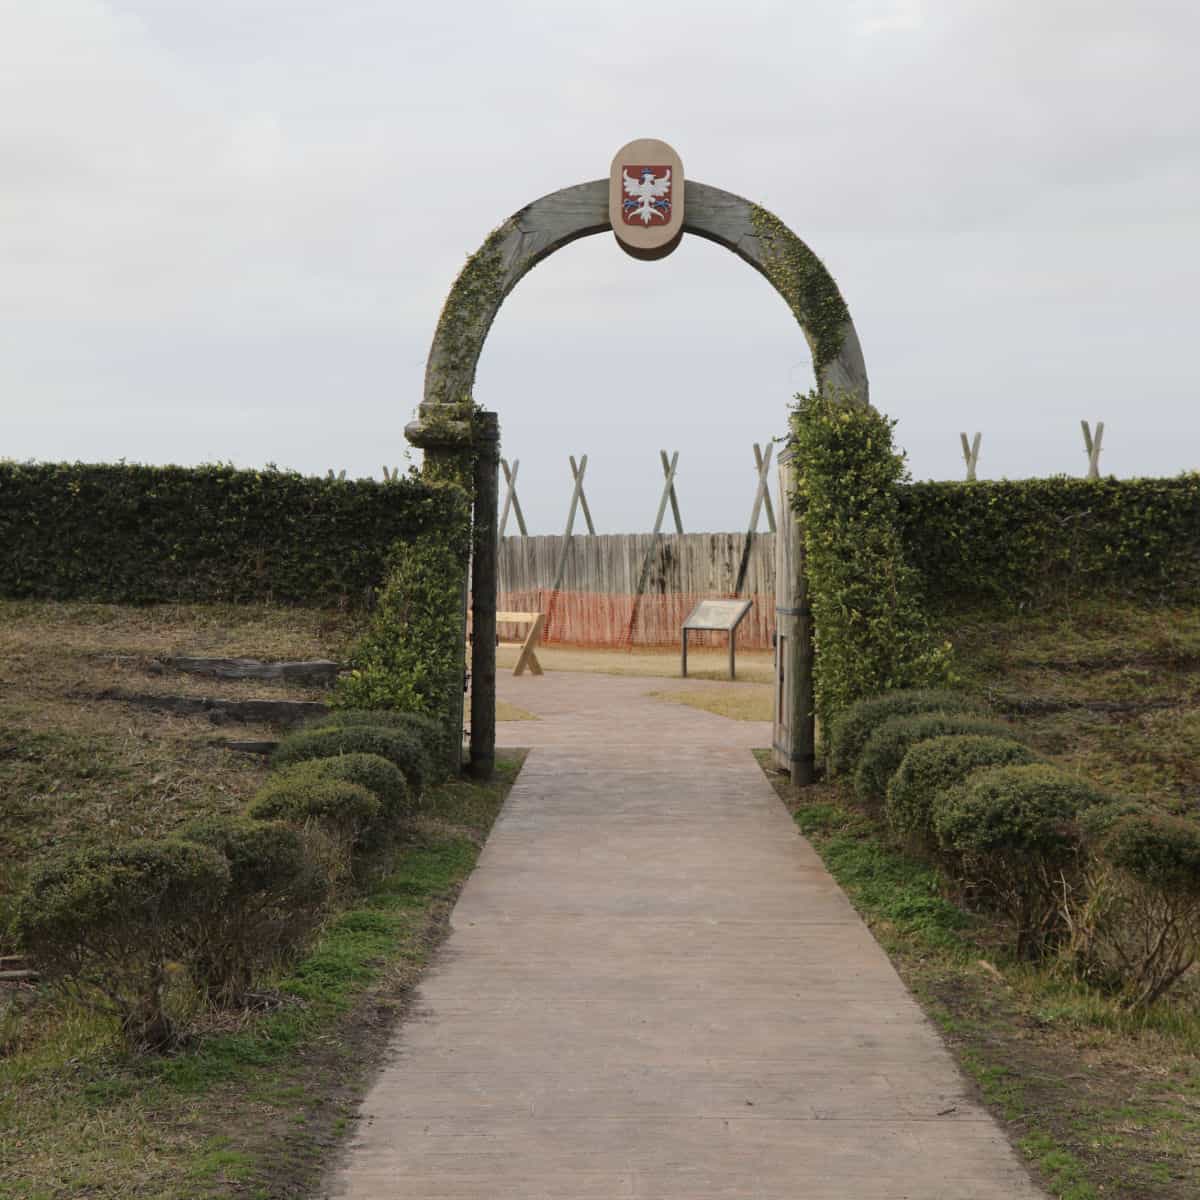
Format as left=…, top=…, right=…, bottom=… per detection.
left=609, top=138, right=685, bottom=260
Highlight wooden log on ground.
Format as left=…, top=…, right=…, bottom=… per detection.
left=158, top=657, right=342, bottom=684
left=218, top=739, right=279, bottom=755
left=88, top=690, right=328, bottom=727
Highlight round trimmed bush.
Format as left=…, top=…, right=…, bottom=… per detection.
left=828, top=689, right=986, bottom=779
left=271, top=724, right=429, bottom=794
left=323, top=707, right=447, bottom=746
left=886, top=734, right=1039, bottom=847
left=248, top=775, right=380, bottom=839
left=1102, top=811, right=1200, bottom=894
left=1077, top=810, right=1200, bottom=1007
left=280, top=753, right=413, bottom=829
left=177, top=816, right=327, bottom=1002
left=931, top=763, right=1108, bottom=958
left=14, top=839, right=230, bottom=1049
left=854, top=712, right=1017, bottom=806
left=179, top=815, right=313, bottom=900
left=932, top=764, right=1101, bottom=857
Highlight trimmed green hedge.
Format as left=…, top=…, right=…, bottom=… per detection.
left=0, top=461, right=467, bottom=605
left=14, top=839, right=230, bottom=1050
left=828, top=688, right=986, bottom=780
left=885, top=734, right=1038, bottom=847
left=898, top=475, right=1200, bottom=608
left=271, top=725, right=430, bottom=794
left=854, top=712, right=1018, bottom=805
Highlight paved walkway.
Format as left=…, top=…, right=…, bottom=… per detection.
left=327, top=672, right=1043, bottom=1199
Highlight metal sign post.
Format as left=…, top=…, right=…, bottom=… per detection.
left=681, top=598, right=754, bottom=680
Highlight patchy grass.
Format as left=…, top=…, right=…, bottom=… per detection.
left=1, top=736, right=524, bottom=1199
left=497, top=642, right=774, bottom=683
left=939, top=598, right=1200, bottom=815
left=650, top=684, right=773, bottom=722
left=495, top=699, right=539, bottom=722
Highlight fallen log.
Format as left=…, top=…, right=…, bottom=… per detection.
left=218, top=739, right=279, bottom=755
left=159, top=657, right=342, bottom=685
left=88, top=690, right=328, bottom=727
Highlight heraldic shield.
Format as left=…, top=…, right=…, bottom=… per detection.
left=609, top=139, right=685, bottom=260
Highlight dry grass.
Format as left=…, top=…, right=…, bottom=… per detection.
left=0, top=600, right=362, bottom=951
left=496, top=642, right=773, bottom=684
left=650, top=684, right=773, bottom=722
left=495, top=699, right=539, bottom=722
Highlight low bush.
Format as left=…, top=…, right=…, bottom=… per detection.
left=272, top=725, right=429, bottom=795
left=13, top=840, right=229, bottom=1050
left=829, top=689, right=987, bottom=780
left=178, top=816, right=328, bottom=1004
left=885, top=734, right=1038, bottom=848
left=854, top=712, right=1017, bottom=806
left=279, top=753, right=414, bottom=844
left=1072, top=810, right=1200, bottom=1008
left=932, top=764, right=1108, bottom=958
left=247, top=775, right=380, bottom=876
left=319, top=709, right=451, bottom=777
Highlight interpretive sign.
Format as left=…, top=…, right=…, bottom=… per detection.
left=681, top=598, right=754, bottom=680
left=609, top=138, right=685, bottom=260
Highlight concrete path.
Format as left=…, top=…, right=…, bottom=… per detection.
left=327, top=672, right=1043, bottom=1199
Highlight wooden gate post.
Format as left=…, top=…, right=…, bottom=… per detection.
left=470, top=411, right=500, bottom=781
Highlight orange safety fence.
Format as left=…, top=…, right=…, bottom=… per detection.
left=497, top=588, right=775, bottom=651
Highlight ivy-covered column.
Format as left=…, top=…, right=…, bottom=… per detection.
left=405, top=403, right=477, bottom=772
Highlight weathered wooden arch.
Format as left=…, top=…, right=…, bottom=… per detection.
left=407, top=179, right=867, bottom=446
left=415, top=177, right=863, bottom=781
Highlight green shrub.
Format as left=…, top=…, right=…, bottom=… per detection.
left=280, top=753, right=414, bottom=841
left=177, top=817, right=328, bottom=1004
left=271, top=725, right=429, bottom=795
left=13, top=839, right=229, bottom=1050
left=247, top=776, right=380, bottom=876
left=885, top=734, right=1038, bottom=847
left=854, top=712, right=1017, bottom=806
left=788, top=390, right=953, bottom=737
left=319, top=709, right=452, bottom=777
left=828, top=689, right=986, bottom=779
left=334, top=493, right=472, bottom=771
left=898, top=474, right=1200, bottom=610
left=0, top=460, right=465, bottom=605
left=1071, top=811, right=1200, bottom=1008
left=931, top=764, right=1107, bottom=958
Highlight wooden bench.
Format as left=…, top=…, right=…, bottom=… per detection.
left=497, top=611, right=546, bottom=677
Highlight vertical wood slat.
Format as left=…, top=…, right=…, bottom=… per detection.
left=497, top=531, right=777, bottom=649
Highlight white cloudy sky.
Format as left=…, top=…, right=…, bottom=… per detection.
left=2, top=1, right=1197, bottom=532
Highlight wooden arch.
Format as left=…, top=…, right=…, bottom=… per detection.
left=407, top=179, right=867, bottom=445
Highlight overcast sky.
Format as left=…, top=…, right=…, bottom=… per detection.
left=2, top=1, right=1197, bottom=533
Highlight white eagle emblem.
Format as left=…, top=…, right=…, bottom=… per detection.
left=622, top=166, right=672, bottom=225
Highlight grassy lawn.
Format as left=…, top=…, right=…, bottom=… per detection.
left=649, top=684, right=772, bottom=722
left=496, top=641, right=774, bottom=684
left=759, top=595, right=1200, bottom=1200
left=0, top=600, right=525, bottom=1198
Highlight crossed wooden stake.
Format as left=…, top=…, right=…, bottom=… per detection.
left=959, top=432, right=982, bottom=482
left=746, top=442, right=776, bottom=534
left=499, top=458, right=528, bottom=537
left=1082, top=420, right=1105, bottom=480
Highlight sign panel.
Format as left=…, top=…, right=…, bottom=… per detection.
left=610, top=138, right=684, bottom=260
left=682, top=598, right=753, bottom=632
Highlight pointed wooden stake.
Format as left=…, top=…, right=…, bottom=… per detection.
left=499, top=458, right=528, bottom=537
left=1081, top=420, right=1105, bottom=480
left=959, top=432, right=982, bottom=481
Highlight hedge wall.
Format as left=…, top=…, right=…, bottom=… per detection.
left=0, top=461, right=466, bottom=605
left=898, top=475, right=1200, bottom=609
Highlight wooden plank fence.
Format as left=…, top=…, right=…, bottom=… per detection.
left=497, top=532, right=776, bottom=649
